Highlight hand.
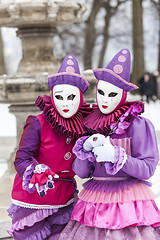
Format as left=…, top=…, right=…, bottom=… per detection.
left=83, top=134, right=106, bottom=152
left=92, top=137, right=116, bottom=163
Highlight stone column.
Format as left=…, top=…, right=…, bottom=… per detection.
left=17, top=27, right=59, bottom=75
left=83, top=70, right=97, bottom=104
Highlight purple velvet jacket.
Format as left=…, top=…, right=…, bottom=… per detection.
left=72, top=116, right=159, bottom=184
left=11, top=96, right=92, bottom=208
left=12, top=115, right=76, bottom=207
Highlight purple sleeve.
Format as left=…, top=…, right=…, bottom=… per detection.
left=72, top=158, right=95, bottom=179
left=72, top=136, right=95, bottom=178
left=72, top=136, right=95, bottom=162
left=14, top=115, right=41, bottom=178
left=122, top=116, right=159, bottom=180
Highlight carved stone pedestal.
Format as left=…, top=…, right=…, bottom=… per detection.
left=17, top=27, right=59, bottom=74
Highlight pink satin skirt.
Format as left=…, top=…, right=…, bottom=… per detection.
left=71, top=182, right=160, bottom=229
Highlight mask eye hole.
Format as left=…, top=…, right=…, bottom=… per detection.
left=97, top=89, right=104, bottom=96
left=108, top=92, right=118, bottom=97
left=55, top=95, right=63, bottom=100
left=67, top=94, right=76, bottom=100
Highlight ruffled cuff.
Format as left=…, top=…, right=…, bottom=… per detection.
left=22, top=163, right=36, bottom=193
left=104, top=146, right=127, bottom=175
left=73, top=136, right=96, bottom=162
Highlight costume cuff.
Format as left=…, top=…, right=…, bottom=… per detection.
left=22, top=163, right=36, bottom=193
left=104, top=146, right=127, bottom=175
left=72, top=136, right=96, bottom=162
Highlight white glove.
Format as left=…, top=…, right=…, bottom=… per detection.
left=83, top=134, right=106, bottom=152
left=92, top=137, right=116, bottom=163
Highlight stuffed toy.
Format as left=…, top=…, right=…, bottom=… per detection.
left=28, top=164, right=59, bottom=197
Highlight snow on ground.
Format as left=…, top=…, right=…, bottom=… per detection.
left=142, top=100, right=160, bottom=132
left=0, top=104, right=16, bottom=136
left=0, top=163, right=7, bottom=178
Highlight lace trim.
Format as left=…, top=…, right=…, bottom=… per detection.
left=11, top=198, right=74, bottom=209
left=93, top=176, right=128, bottom=181
left=104, top=146, right=127, bottom=175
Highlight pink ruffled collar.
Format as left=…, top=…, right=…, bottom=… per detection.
left=35, top=95, right=92, bottom=139
left=84, top=101, right=144, bottom=135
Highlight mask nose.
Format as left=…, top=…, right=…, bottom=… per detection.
left=62, top=98, right=68, bottom=107
left=102, top=95, right=108, bottom=103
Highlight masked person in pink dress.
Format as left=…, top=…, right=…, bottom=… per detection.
left=59, top=49, right=160, bottom=240
left=7, top=55, right=91, bottom=240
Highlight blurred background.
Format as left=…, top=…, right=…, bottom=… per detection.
left=0, top=0, right=160, bottom=236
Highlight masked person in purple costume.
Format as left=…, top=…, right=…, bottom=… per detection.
left=59, top=49, right=160, bottom=240
left=7, top=55, right=91, bottom=240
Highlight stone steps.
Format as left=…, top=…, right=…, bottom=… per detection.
left=0, top=222, right=12, bottom=239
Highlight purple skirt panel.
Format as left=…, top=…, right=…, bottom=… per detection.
left=59, top=220, right=160, bottom=240
left=82, top=178, right=151, bottom=193
left=7, top=203, right=74, bottom=240
left=47, top=233, right=60, bottom=240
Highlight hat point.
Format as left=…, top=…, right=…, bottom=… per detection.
left=58, top=54, right=80, bottom=75
left=93, top=49, right=138, bottom=92
left=48, top=54, right=89, bottom=93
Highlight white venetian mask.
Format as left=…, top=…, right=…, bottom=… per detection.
left=97, top=80, right=123, bottom=114
left=52, top=84, right=80, bottom=118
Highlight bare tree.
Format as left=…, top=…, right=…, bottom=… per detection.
left=150, top=0, right=160, bottom=71
left=56, top=0, right=150, bottom=79
left=56, top=0, right=131, bottom=70
left=131, top=0, right=145, bottom=87
left=83, top=0, right=128, bottom=69
left=83, top=0, right=104, bottom=69
left=98, top=0, right=127, bottom=68
left=158, top=0, right=160, bottom=71
left=98, top=1, right=113, bottom=68
left=0, top=28, right=6, bottom=75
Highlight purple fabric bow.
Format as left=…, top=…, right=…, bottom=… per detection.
left=109, top=103, right=143, bottom=135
